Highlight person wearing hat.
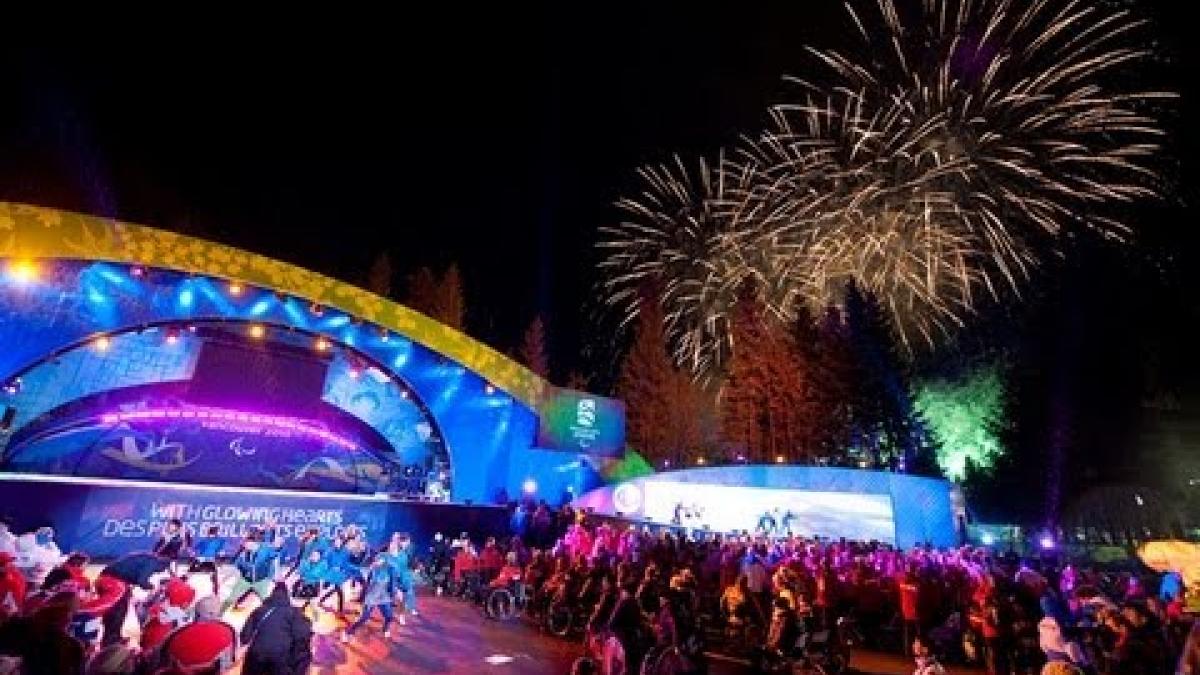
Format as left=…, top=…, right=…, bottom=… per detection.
left=240, top=582, right=312, bottom=675
left=0, top=519, right=16, bottom=558
left=15, top=526, right=62, bottom=587
left=0, top=551, right=26, bottom=620
left=98, top=551, right=171, bottom=647
left=157, top=619, right=238, bottom=675
left=141, top=579, right=197, bottom=652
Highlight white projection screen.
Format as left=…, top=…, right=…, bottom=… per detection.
left=639, top=480, right=896, bottom=544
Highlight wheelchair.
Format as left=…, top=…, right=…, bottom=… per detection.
left=482, top=583, right=528, bottom=621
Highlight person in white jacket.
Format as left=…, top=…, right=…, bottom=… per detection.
left=0, top=519, right=17, bottom=557
left=15, top=526, right=62, bottom=586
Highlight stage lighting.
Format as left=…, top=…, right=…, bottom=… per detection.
left=2, top=378, right=21, bottom=396
left=399, top=390, right=409, bottom=399
left=696, top=457, right=706, bottom=465
left=6, top=260, right=40, bottom=284
left=310, top=303, right=324, bottom=317
left=130, top=265, right=146, bottom=278
left=736, top=453, right=746, bottom=463
left=485, top=384, right=495, bottom=395
left=379, top=329, right=391, bottom=342
left=314, top=337, right=331, bottom=352
left=1039, top=535, right=1055, bottom=550
left=164, top=328, right=181, bottom=345
left=981, top=532, right=996, bottom=546
left=775, top=455, right=785, bottom=464
left=248, top=324, right=266, bottom=339
left=228, top=281, right=244, bottom=296
left=348, top=367, right=361, bottom=379
left=522, top=478, right=537, bottom=494
left=93, top=335, right=111, bottom=352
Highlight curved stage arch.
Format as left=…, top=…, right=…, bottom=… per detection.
left=573, top=465, right=960, bottom=548
left=0, top=203, right=606, bottom=504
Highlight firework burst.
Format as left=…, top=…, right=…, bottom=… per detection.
left=600, top=0, right=1172, bottom=370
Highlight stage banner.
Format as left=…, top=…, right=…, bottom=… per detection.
left=0, top=477, right=514, bottom=560
left=72, top=487, right=392, bottom=559
left=535, top=387, right=625, bottom=457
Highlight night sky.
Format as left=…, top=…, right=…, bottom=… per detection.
left=2, top=4, right=1198, bottom=521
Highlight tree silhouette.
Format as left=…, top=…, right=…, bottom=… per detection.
left=519, top=315, right=551, bottom=378
left=405, top=266, right=439, bottom=318
left=405, top=264, right=466, bottom=331
left=366, top=252, right=394, bottom=298
left=434, top=264, right=466, bottom=331
left=842, top=284, right=937, bottom=472
left=617, top=299, right=711, bottom=466
left=720, top=295, right=816, bottom=464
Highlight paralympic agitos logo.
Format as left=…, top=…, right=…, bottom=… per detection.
left=570, top=399, right=599, bottom=449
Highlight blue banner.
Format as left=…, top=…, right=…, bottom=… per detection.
left=0, top=477, right=513, bottom=560
left=72, top=487, right=392, bottom=559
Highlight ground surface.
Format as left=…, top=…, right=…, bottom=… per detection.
left=104, top=566, right=976, bottom=674
left=222, top=594, right=979, bottom=674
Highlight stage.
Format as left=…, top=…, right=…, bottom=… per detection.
left=573, top=465, right=962, bottom=548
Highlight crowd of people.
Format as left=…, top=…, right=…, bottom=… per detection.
left=443, top=501, right=1199, bottom=674
left=1, top=504, right=1197, bottom=674
left=0, top=515, right=423, bottom=674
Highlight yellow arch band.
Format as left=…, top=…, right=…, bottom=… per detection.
left=0, top=202, right=546, bottom=407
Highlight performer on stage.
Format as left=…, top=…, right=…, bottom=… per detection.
left=756, top=509, right=778, bottom=536
left=384, top=533, right=419, bottom=620
left=222, top=533, right=281, bottom=614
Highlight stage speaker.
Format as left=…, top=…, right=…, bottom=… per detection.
left=1, top=406, right=15, bottom=431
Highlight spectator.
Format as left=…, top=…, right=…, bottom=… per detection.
left=140, top=579, right=196, bottom=652
left=157, top=619, right=237, bottom=674
left=97, top=551, right=169, bottom=647
left=899, top=565, right=922, bottom=655
left=15, top=527, right=62, bottom=587
left=0, top=552, right=26, bottom=620
left=239, top=582, right=311, bottom=675
left=0, top=520, right=16, bottom=558
left=0, top=590, right=86, bottom=675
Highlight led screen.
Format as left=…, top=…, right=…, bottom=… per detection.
left=189, top=339, right=329, bottom=415
left=632, top=480, right=896, bottom=543
left=535, top=387, right=625, bottom=457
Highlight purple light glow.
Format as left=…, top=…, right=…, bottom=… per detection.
left=1039, top=535, right=1055, bottom=550
left=100, top=406, right=358, bottom=450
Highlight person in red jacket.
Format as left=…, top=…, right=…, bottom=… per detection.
left=141, top=579, right=196, bottom=652
left=0, top=552, right=26, bottom=619
left=898, top=565, right=921, bottom=655
left=479, top=537, right=504, bottom=583
left=453, top=543, right=480, bottom=596
left=490, top=553, right=523, bottom=589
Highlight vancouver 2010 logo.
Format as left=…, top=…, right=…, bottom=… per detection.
left=576, top=399, right=596, bottom=427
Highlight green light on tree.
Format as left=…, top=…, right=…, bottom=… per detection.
left=914, top=364, right=1006, bottom=481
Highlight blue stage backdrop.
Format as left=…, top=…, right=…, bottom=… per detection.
left=0, top=260, right=611, bottom=503
left=0, top=476, right=511, bottom=559
left=573, top=465, right=959, bottom=549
